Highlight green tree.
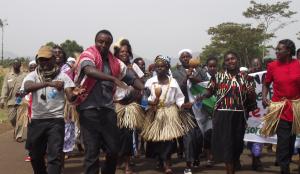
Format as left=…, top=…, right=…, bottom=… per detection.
left=243, top=0, right=296, bottom=32
left=200, top=45, right=223, bottom=67
left=200, top=22, right=273, bottom=67
left=243, top=0, right=297, bottom=56
left=45, top=41, right=56, bottom=48
left=60, top=40, right=84, bottom=58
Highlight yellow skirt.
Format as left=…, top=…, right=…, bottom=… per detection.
left=260, top=99, right=300, bottom=136
left=115, top=102, right=145, bottom=130
left=141, top=105, right=195, bottom=142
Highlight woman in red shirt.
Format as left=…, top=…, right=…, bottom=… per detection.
left=262, top=39, right=300, bottom=174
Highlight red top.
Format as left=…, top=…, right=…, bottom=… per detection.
left=265, top=59, right=300, bottom=121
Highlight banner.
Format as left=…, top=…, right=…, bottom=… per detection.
left=243, top=71, right=300, bottom=147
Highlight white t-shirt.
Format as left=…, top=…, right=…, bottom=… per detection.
left=23, top=71, right=75, bottom=119
left=145, top=76, right=185, bottom=108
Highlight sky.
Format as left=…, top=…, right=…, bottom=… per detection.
left=1, top=0, right=300, bottom=64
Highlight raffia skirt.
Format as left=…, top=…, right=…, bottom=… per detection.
left=141, top=105, right=195, bottom=142
left=260, top=99, right=300, bottom=137
left=115, top=102, right=145, bottom=156
left=142, top=105, right=195, bottom=160
left=115, top=102, right=145, bottom=130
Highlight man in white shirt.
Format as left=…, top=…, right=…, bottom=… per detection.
left=24, top=46, right=83, bottom=174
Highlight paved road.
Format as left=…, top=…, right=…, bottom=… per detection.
left=0, top=129, right=299, bottom=174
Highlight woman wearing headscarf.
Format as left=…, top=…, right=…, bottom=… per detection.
left=172, top=49, right=208, bottom=174
left=199, top=51, right=257, bottom=174
left=142, top=55, right=195, bottom=174
left=53, top=45, right=79, bottom=167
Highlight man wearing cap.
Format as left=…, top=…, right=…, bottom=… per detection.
left=0, top=59, right=27, bottom=141
left=74, top=30, right=144, bottom=174
left=23, top=46, right=84, bottom=174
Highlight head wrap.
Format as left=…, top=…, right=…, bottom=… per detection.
left=155, top=55, right=171, bottom=66
left=178, top=49, right=192, bottom=57
left=67, top=57, right=76, bottom=64
left=28, top=60, right=36, bottom=66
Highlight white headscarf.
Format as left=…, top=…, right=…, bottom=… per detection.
left=178, top=49, right=192, bottom=57
left=28, top=60, right=36, bottom=66
left=67, top=57, right=76, bottom=64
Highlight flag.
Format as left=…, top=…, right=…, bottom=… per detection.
left=190, top=82, right=216, bottom=115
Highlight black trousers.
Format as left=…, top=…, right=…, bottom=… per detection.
left=276, top=119, right=296, bottom=172
left=80, top=108, right=120, bottom=174
left=119, top=128, right=133, bottom=157
left=183, top=126, right=203, bottom=162
left=146, top=140, right=176, bottom=160
left=27, top=118, right=65, bottom=174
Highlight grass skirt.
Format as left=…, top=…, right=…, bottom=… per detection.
left=115, top=102, right=145, bottom=130
left=141, top=105, right=195, bottom=141
left=260, top=99, right=300, bottom=136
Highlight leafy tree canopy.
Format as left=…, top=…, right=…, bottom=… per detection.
left=45, top=40, right=84, bottom=58
left=200, top=22, right=273, bottom=67
left=243, top=0, right=297, bottom=33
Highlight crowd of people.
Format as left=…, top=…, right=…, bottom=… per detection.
left=1, top=29, right=300, bottom=174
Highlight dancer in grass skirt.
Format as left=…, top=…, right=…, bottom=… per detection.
left=142, top=55, right=195, bottom=174
left=113, top=39, right=145, bottom=174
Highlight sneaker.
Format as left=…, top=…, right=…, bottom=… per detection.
left=25, top=156, right=31, bottom=162
left=184, top=168, right=192, bottom=174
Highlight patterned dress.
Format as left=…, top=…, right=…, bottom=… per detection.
left=208, top=71, right=256, bottom=163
